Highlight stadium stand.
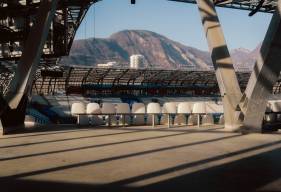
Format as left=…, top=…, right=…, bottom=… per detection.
left=12, top=67, right=280, bottom=128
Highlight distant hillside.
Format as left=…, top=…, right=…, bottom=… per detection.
left=60, top=30, right=260, bottom=71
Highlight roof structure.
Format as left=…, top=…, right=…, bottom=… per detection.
left=0, top=0, right=277, bottom=66
left=0, top=0, right=99, bottom=61
left=30, top=67, right=252, bottom=96
left=0, top=1, right=279, bottom=96
left=29, top=67, right=281, bottom=97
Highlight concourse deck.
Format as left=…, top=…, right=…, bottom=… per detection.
left=0, top=125, right=281, bottom=192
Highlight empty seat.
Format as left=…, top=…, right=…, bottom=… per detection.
left=71, top=102, right=86, bottom=115
left=162, top=102, right=177, bottom=113
left=147, top=103, right=162, bottom=113
left=87, top=103, right=103, bottom=126
left=187, top=114, right=198, bottom=126
left=177, top=102, right=192, bottom=114
left=161, top=102, right=177, bottom=125
left=147, top=103, right=161, bottom=126
left=193, top=102, right=206, bottom=114
left=116, top=103, right=130, bottom=113
left=132, top=103, right=146, bottom=125
left=202, top=114, right=215, bottom=125
left=87, top=103, right=101, bottom=114
left=71, top=103, right=88, bottom=125
left=175, top=102, right=192, bottom=125
left=101, top=103, right=116, bottom=114
left=116, top=103, right=131, bottom=126
left=193, top=102, right=206, bottom=127
left=101, top=103, right=116, bottom=126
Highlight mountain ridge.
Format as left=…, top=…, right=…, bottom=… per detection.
left=60, top=30, right=259, bottom=71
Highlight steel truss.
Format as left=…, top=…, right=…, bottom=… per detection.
left=29, top=67, right=267, bottom=97
left=0, top=0, right=100, bottom=61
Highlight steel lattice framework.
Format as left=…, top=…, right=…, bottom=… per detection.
left=0, top=0, right=277, bottom=65
left=31, top=66, right=255, bottom=96
left=0, top=0, right=100, bottom=62
left=0, top=1, right=279, bottom=98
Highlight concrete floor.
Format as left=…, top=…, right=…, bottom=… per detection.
left=0, top=125, right=281, bottom=192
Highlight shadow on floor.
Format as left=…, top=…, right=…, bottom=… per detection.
left=1, top=145, right=281, bottom=192
left=0, top=133, right=241, bottom=162
left=1, top=124, right=225, bottom=139
left=0, top=125, right=95, bottom=139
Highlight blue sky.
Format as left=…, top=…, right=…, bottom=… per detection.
left=75, top=0, right=272, bottom=51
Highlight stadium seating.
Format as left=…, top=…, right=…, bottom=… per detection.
left=202, top=102, right=220, bottom=126
left=116, top=103, right=131, bottom=126
left=24, top=115, right=36, bottom=128
left=87, top=103, right=103, bottom=126
left=161, top=102, right=177, bottom=126
left=147, top=103, right=161, bottom=126
left=202, top=114, right=215, bottom=125
left=69, top=101, right=225, bottom=127
left=27, top=108, right=50, bottom=125
left=192, top=102, right=207, bottom=127
left=42, top=93, right=281, bottom=128
left=87, top=103, right=101, bottom=114
left=131, top=103, right=146, bottom=125
left=71, top=102, right=88, bottom=125
left=101, top=103, right=117, bottom=126
left=174, top=102, right=192, bottom=125
left=187, top=114, right=198, bottom=126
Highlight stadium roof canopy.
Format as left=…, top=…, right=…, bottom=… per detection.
left=31, top=66, right=252, bottom=96
left=29, top=66, right=281, bottom=97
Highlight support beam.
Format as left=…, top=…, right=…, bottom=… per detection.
left=240, top=1, right=281, bottom=132
left=0, top=0, right=58, bottom=134
left=5, top=0, right=59, bottom=109
left=196, top=0, right=242, bottom=131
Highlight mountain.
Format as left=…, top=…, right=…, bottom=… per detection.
left=60, top=30, right=259, bottom=71
left=230, top=46, right=261, bottom=71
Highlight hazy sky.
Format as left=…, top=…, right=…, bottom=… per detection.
left=75, top=0, right=272, bottom=51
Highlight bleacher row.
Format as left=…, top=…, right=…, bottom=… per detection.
left=27, top=95, right=281, bottom=127
left=71, top=102, right=224, bottom=127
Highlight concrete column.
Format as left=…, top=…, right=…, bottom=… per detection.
left=240, top=1, right=281, bottom=132
left=196, top=0, right=242, bottom=131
